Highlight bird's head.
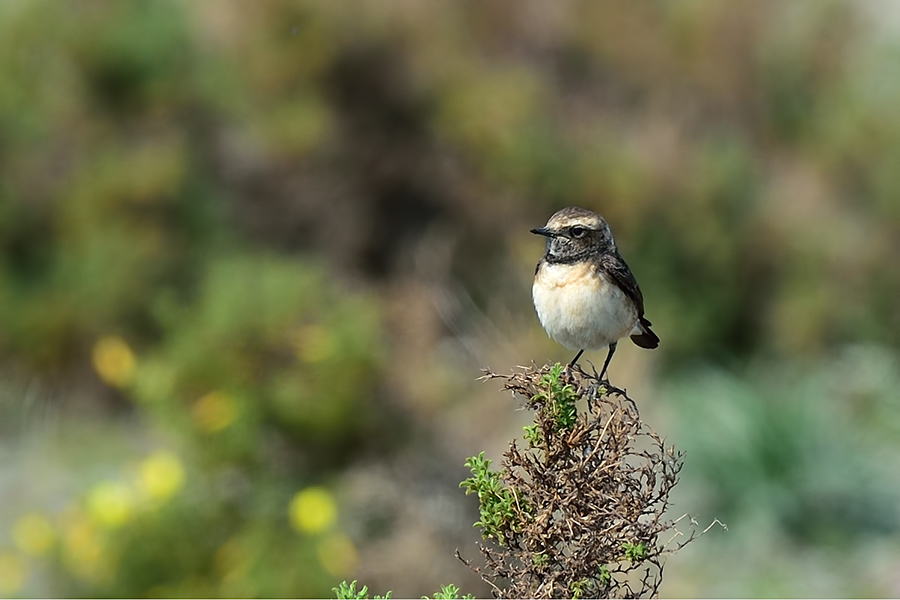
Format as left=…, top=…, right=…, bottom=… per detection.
left=531, top=206, right=616, bottom=260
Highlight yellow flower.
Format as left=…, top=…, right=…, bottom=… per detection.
left=192, top=391, right=238, bottom=433
left=138, top=451, right=185, bottom=502
left=13, top=513, right=55, bottom=557
left=62, top=517, right=111, bottom=583
left=92, top=336, right=136, bottom=388
left=87, top=481, right=134, bottom=528
left=288, top=487, right=337, bottom=534
left=316, top=533, right=358, bottom=577
left=0, top=552, right=27, bottom=595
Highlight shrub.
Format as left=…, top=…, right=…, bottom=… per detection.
left=459, top=363, right=719, bottom=598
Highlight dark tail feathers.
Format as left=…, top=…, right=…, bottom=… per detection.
left=630, top=316, right=660, bottom=349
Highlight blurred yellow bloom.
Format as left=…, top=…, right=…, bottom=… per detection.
left=0, top=552, right=27, bottom=595
left=92, top=336, right=136, bottom=388
left=316, top=533, right=358, bottom=577
left=13, top=513, right=55, bottom=557
left=139, top=451, right=185, bottom=502
left=87, top=481, right=134, bottom=528
left=289, top=486, right=337, bottom=534
left=192, top=391, right=238, bottom=433
left=293, top=325, right=335, bottom=363
left=62, top=519, right=110, bottom=583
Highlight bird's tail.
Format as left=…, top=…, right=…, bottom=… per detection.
left=630, top=316, right=660, bottom=349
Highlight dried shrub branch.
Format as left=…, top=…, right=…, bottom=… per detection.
left=460, top=363, right=722, bottom=599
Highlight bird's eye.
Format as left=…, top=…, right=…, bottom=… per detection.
left=571, top=226, right=586, bottom=238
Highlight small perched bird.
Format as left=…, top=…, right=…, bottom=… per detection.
left=532, top=206, right=659, bottom=379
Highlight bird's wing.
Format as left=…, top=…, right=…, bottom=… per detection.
left=598, top=252, right=645, bottom=316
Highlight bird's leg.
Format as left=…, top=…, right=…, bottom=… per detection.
left=598, top=342, right=617, bottom=381
left=567, top=349, right=584, bottom=370
left=563, top=349, right=584, bottom=379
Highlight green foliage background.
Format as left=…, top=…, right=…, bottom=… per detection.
left=1, top=1, right=899, bottom=597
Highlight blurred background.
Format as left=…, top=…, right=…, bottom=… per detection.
left=1, top=0, right=899, bottom=597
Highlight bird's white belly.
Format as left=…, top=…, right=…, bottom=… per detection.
left=533, top=261, right=637, bottom=351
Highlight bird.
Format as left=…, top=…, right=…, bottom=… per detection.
left=531, top=206, right=659, bottom=380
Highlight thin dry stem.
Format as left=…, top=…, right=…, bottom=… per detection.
left=461, top=363, right=721, bottom=599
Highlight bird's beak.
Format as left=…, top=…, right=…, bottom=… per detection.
left=530, top=227, right=554, bottom=237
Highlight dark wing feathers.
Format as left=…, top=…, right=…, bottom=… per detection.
left=631, top=316, right=660, bottom=348
left=597, top=252, right=660, bottom=349
left=597, top=252, right=644, bottom=316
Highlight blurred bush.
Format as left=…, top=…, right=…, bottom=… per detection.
left=3, top=1, right=900, bottom=370
left=661, top=345, right=900, bottom=596
left=4, top=251, right=386, bottom=597
left=1, top=0, right=900, bottom=597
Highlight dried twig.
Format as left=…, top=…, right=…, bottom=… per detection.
left=460, top=364, right=722, bottom=599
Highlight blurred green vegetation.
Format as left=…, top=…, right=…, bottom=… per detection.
left=1, top=0, right=899, bottom=597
